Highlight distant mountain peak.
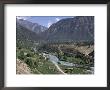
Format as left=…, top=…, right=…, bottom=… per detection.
left=16, top=18, right=48, bottom=34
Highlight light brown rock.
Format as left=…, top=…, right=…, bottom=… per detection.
left=16, top=59, right=31, bottom=74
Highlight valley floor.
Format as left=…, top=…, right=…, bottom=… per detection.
left=16, top=43, right=94, bottom=74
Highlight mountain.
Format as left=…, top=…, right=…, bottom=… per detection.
left=16, top=16, right=94, bottom=47
left=16, top=19, right=48, bottom=34
left=41, top=16, right=94, bottom=42
left=16, top=21, right=45, bottom=49
left=16, top=22, right=43, bottom=41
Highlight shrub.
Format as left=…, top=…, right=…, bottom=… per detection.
left=18, top=51, right=25, bottom=60
left=26, top=53, right=32, bottom=57
left=25, top=58, right=33, bottom=68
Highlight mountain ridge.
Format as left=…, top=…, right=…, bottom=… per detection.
left=16, top=16, right=94, bottom=44
left=16, top=18, right=48, bottom=34
left=41, top=16, right=94, bottom=42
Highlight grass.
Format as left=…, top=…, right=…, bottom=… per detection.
left=59, top=64, right=89, bottom=74
left=63, top=56, right=85, bottom=64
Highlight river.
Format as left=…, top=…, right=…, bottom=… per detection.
left=42, top=53, right=94, bottom=74
left=43, top=53, right=77, bottom=67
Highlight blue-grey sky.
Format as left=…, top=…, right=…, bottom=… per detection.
left=16, top=16, right=74, bottom=27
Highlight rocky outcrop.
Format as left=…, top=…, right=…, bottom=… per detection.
left=16, top=59, right=31, bottom=74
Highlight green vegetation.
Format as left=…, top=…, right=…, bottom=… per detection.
left=59, top=65, right=89, bottom=74
left=57, top=52, right=93, bottom=74
left=16, top=40, right=94, bottom=74
left=16, top=46, right=60, bottom=74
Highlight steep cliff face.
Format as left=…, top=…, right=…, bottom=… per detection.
left=42, top=16, right=94, bottom=42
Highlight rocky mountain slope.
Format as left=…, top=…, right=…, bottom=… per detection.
left=17, top=18, right=47, bottom=34
left=41, top=16, right=94, bottom=42
left=16, top=22, right=43, bottom=42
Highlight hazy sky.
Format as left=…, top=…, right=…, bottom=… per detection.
left=16, top=16, right=74, bottom=27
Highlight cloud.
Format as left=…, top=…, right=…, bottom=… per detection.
left=16, top=16, right=31, bottom=20
left=55, top=18, right=60, bottom=22
left=47, top=17, right=61, bottom=28
left=47, top=21, right=52, bottom=28
left=16, top=16, right=22, bottom=19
